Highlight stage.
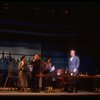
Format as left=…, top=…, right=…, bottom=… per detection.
left=0, top=91, right=100, bottom=96
left=0, top=88, right=100, bottom=96
left=0, top=88, right=99, bottom=99
left=1, top=74, right=100, bottom=98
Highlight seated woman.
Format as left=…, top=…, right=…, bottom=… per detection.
left=43, top=57, right=56, bottom=91
left=43, top=57, right=52, bottom=91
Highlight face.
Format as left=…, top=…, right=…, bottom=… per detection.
left=47, top=58, right=51, bottom=63
left=23, top=57, right=26, bottom=62
left=70, top=50, right=75, bottom=57
left=34, top=54, right=40, bottom=60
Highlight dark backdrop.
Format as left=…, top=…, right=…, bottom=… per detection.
left=0, top=1, right=100, bottom=74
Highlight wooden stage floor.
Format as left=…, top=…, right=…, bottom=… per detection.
left=0, top=88, right=100, bottom=96
left=0, top=91, right=100, bottom=96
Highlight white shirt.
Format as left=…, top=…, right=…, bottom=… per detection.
left=70, top=57, right=74, bottom=61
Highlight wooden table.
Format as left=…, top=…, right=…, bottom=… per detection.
left=35, top=74, right=100, bottom=91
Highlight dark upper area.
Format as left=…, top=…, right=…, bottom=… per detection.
left=0, top=1, right=99, bottom=65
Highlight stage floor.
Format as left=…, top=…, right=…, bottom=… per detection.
left=0, top=91, right=100, bottom=96
left=0, top=88, right=100, bottom=96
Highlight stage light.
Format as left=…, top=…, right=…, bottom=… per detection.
left=35, top=7, right=39, bottom=10
left=3, top=3, right=8, bottom=10
left=65, top=10, right=68, bottom=14
left=51, top=10, right=55, bottom=13
left=4, top=7, right=8, bottom=9
left=4, top=3, right=8, bottom=6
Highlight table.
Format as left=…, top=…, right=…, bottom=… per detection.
left=35, top=74, right=100, bottom=91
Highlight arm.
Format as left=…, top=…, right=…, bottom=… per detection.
left=18, top=61, right=24, bottom=70
left=76, top=56, right=80, bottom=69
left=73, top=56, right=80, bottom=72
left=67, top=58, right=70, bottom=70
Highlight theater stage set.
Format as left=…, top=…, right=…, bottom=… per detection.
left=0, top=1, right=100, bottom=98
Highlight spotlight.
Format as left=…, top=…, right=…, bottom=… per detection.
left=3, top=3, right=8, bottom=10
left=65, top=10, right=68, bottom=14
left=4, top=3, right=8, bottom=6
left=51, top=10, right=55, bottom=13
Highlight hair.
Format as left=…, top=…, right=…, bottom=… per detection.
left=35, top=53, right=40, bottom=56
left=33, top=53, right=41, bottom=60
left=70, top=49, right=76, bottom=52
left=67, top=48, right=78, bottom=57
left=70, top=49, right=78, bottom=56
left=46, top=57, right=52, bottom=62
left=20, top=55, right=26, bottom=61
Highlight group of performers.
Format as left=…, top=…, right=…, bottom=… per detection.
left=18, top=49, right=80, bottom=93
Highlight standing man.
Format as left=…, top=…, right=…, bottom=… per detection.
left=30, top=54, right=42, bottom=92
left=68, top=50, right=80, bottom=74
left=68, top=49, right=80, bottom=92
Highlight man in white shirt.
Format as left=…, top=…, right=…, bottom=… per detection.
left=68, top=49, right=80, bottom=93
left=68, top=50, right=80, bottom=74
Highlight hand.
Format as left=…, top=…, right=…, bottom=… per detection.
left=50, top=66, right=55, bottom=72
left=73, top=68, right=76, bottom=72
left=71, top=73, right=73, bottom=76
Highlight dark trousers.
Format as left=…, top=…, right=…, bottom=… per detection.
left=67, top=73, right=79, bottom=92
left=31, top=71, right=40, bottom=92
left=68, top=77, right=78, bottom=91
left=42, top=70, right=50, bottom=88
left=27, top=71, right=33, bottom=88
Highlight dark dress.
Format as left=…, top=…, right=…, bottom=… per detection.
left=42, top=62, right=51, bottom=89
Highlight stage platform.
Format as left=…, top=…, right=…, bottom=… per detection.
left=0, top=88, right=100, bottom=96
left=0, top=91, right=100, bottom=96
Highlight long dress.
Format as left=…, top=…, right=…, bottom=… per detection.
left=18, top=61, right=28, bottom=90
